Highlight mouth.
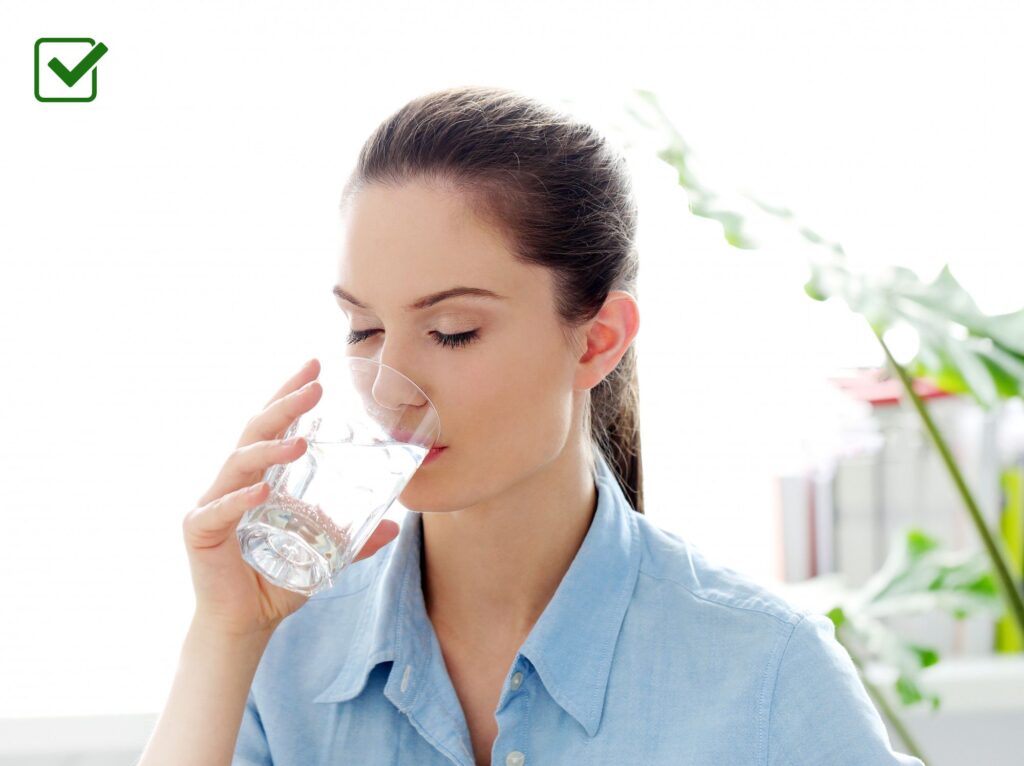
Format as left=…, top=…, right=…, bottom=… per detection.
left=423, top=445, right=448, bottom=463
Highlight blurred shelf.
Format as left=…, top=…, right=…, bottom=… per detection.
left=864, top=653, right=1024, bottom=715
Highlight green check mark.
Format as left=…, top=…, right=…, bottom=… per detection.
left=47, top=42, right=108, bottom=87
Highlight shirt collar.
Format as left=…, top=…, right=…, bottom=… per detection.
left=313, top=449, right=642, bottom=738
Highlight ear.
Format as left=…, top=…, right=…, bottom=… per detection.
left=573, top=290, right=640, bottom=391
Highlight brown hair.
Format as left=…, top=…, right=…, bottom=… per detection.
left=340, top=85, right=644, bottom=514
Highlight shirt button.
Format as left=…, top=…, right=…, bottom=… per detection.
left=400, top=664, right=412, bottom=693
left=510, top=671, right=523, bottom=690
left=505, top=751, right=525, bottom=766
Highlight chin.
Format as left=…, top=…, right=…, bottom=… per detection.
left=397, top=471, right=453, bottom=514
left=399, top=464, right=493, bottom=515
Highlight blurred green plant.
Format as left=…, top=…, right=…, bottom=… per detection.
left=615, top=87, right=1024, bottom=761
left=826, top=528, right=1003, bottom=758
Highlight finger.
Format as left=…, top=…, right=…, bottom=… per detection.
left=353, top=519, right=400, bottom=562
left=236, top=377, right=323, bottom=450
left=185, top=481, right=270, bottom=550
left=199, top=436, right=308, bottom=508
left=264, top=357, right=321, bottom=409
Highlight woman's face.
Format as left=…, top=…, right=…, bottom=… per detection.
left=334, top=179, right=588, bottom=511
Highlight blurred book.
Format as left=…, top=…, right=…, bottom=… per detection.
left=774, top=367, right=1024, bottom=658
left=776, top=472, right=810, bottom=581
left=775, top=456, right=836, bottom=581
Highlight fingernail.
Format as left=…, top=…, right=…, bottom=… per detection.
left=282, top=436, right=304, bottom=447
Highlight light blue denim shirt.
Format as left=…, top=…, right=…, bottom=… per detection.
left=234, top=450, right=925, bottom=765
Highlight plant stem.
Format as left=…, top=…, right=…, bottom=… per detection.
left=873, top=324, right=1024, bottom=637
left=835, top=628, right=927, bottom=762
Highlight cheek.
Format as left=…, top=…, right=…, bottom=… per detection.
left=441, top=329, right=575, bottom=451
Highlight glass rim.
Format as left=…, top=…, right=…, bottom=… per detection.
left=319, top=354, right=442, bottom=447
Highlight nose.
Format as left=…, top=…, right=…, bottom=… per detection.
left=370, top=357, right=440, bottom=445
left=345, top=341, right=438, bottom=442
left=371, top=364, right=423, bottom=409
left=368, top=345, right=431, bottom=413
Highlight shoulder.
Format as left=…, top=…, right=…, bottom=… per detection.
left=632, top=513, right=807, bottom=630
left=607, top=516, right=815, bottom=760
left=627, top=517, right=922, bottom=765
left=623, top=515, right=812, bottom=709
left=625, top=515, right=815, bottom=722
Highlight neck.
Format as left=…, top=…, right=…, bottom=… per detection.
left=420, top=441, right=598, bottom=652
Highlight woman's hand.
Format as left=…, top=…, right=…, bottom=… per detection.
left=181, top=358, right=400, bottom=638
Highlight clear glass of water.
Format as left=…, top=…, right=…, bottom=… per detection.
left=236, top=354, right=440, bottom=596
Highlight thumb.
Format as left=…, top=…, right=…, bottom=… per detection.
left=354, top=519, right=401, bottom=562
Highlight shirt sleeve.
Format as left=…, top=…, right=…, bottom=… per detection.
left=766, top=612, right=927, bottom=766
left=232, top=688, right=273, bottom=766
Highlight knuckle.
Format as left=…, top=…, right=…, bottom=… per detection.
left=233, top=442, right=257, bottom=462
left=243, top=412, right=261, bottom=432
left=245, top=407, right=276, bottom=435
left=254, top=415, right=284, bottom=443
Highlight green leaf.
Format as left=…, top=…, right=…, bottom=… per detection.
left=908, top=265, right=985, bottom=323
left=986, top=310, right=1024, bottom=356
left=631, top=90, right=802, bottom=254
left=975, top=345, right=1024, bottom=399
left=907, top=644, right=940, bottom=668
left=826, top=606, right=847, bottom=629
left=944, top=335, right=999, bottom=409
left=803, top=279, right=827, bottom=301
left=625, top=88, right=1024, bottom=410
left=854, top=527, right=1003, bottom=621
left=895, top=675, right=923, bottom=705
left=967, top=572, right=999, bottom=596
left=906, top=529, right=940, bottom=558
left=893, top=286, right=1018, bottom=410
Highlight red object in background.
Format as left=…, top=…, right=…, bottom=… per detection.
left=827, top=367, right=954, bottom=407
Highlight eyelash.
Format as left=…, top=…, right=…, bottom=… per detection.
left=345, top=328, right=481, bottom=349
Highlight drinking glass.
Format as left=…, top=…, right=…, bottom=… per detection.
left=236, top=355, right=440, bottom=596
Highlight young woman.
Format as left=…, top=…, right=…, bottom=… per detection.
left=139, top=86, right=924, bottom=766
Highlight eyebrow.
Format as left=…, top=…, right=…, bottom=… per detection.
left=332, top=285, right=508, bottom=311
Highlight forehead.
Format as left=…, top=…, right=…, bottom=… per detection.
left=336, top=180, right=542, bottom=306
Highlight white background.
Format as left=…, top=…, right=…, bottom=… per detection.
left=1, top=0, right=1022, bottom=719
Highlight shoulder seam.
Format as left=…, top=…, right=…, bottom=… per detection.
left=761, top=612, right=809, bottom=766
left=636, top=568, right=801, bottom=627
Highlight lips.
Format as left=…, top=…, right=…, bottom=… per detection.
left=423, top=445, right=447, bottom=463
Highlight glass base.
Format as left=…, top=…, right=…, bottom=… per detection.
left=237, top=522, right=334, bottom=596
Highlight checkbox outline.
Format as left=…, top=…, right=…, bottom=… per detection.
left=34, top=37, right=99, bottom=103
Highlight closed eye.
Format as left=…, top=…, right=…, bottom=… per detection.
left=345, top=328, right=481, bottom=349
